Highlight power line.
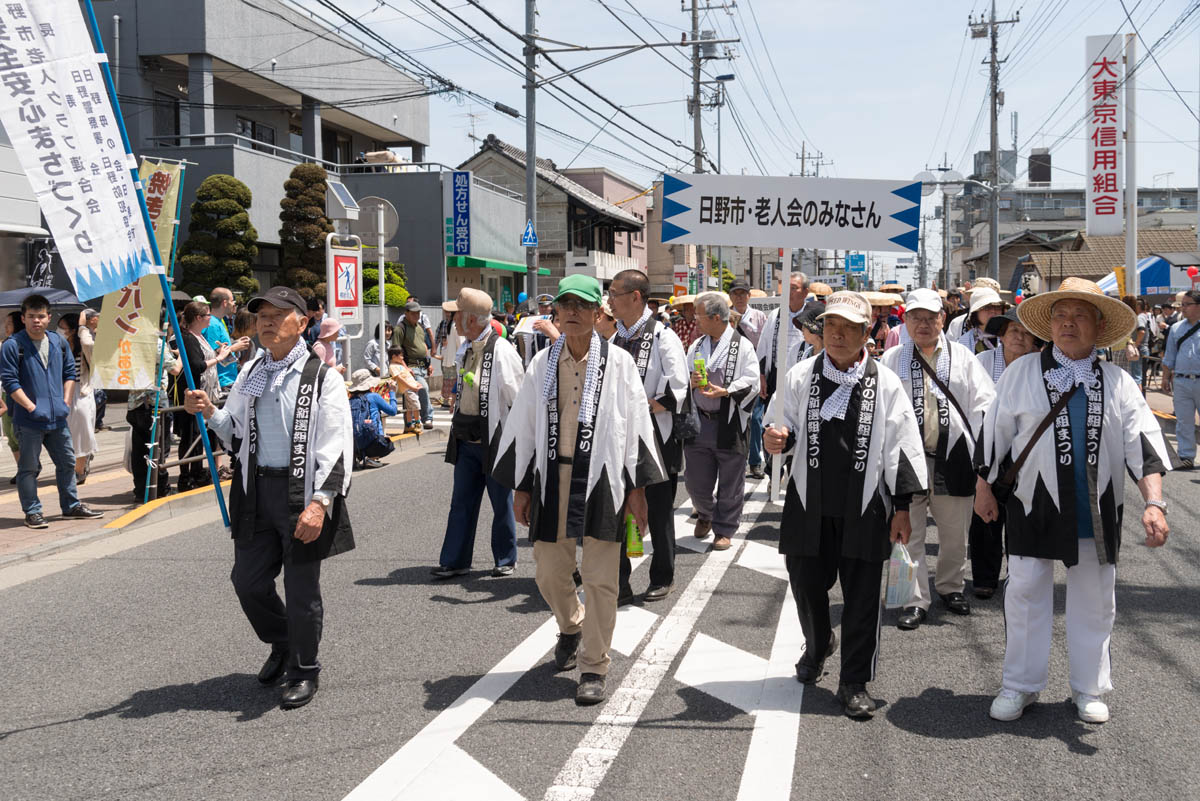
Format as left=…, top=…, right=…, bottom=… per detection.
left=1119, top=0, right=1200, bottom=122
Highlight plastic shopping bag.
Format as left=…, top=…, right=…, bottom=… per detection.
left=885, top=543, right=918, bottom=609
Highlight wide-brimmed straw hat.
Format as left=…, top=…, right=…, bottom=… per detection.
left=1015, top=277, right=1136, bottom=349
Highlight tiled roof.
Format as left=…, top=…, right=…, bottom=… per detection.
left=1029, top=229, right=1200, bottom=279
left=462, top=135, right=643, bottom=228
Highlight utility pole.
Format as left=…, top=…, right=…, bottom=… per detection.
left=919, top=213, right=929, bottom=288
left=689, top=0, right=705, bottom=290
left=524, top=0, right=538, bottom=303
left=971, top=1, right=1018, bottom=283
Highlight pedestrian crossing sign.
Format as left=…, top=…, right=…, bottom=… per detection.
left=521, top=220, right=538, bottom=248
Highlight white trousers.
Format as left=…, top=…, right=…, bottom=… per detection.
left=1001, top=552, right=1117, bottom=696
left=907, top=487, right=973, bottom=610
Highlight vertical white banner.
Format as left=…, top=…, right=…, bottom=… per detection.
left=0, top=0, right=157, bottom=301
left=1085, top=34, right=1125, bottom=237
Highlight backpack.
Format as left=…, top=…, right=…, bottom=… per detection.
left=349, top=395, right=380, bottom=452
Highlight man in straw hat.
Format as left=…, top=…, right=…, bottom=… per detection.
left=975, top=277, right=1175, bottom=724
left=764, top=291, right=927, bottom=719
left=881, top=288, right=996, bottom=630
left=432, top=288, right=525, bottom=580
left=492, top=275, right=665, bottom=705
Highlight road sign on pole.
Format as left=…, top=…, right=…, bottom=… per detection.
left=521, top=220, right=539, bottom=247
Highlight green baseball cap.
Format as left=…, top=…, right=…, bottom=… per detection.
left=554, top=274, right=602, bottom=304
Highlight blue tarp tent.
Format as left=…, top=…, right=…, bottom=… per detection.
left=1097, top=256, right=1174, bottom=295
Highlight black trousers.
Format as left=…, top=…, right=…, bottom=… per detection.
left=968, top=508, right=1006, bottom=590
left=126, top=405, right=170, bottom=498
left=230, top=475, right=324, bottom=680
left=619, top=474, right=679, bottom=590
left=175, top=412, right=209, bottom=488
left=785, top=517, right=884, bottom=685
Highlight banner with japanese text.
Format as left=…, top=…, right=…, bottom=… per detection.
left=92, top=159, right=180, bottom=390
left=658, top=174, right=921, bottom=253
left=1084, top=34, right=1124, bottom=238
left=0, top=0, right=158, bottom=301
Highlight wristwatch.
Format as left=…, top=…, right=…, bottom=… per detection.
left=1145, top=499, right=1167, bottom=515
left=312, top=491, right=333, bottom=511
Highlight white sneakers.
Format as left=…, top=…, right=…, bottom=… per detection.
left=1071, top=691, right=1110, bottom=723
left=989, top=688, right=1110, bottom=723
left=989, top=689, right=1039, bottom=721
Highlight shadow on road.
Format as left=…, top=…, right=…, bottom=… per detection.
left=82, top=672, right=279, bottom=723
left=885, top=687, right=1101, bottom=755
left=356, top=566, right=545, bottom=614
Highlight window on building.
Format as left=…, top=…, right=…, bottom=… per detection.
left=289, top=124, right=303, bottom=155
left=236, top=117, right=275, bottom=153
left=253, top=245, right=281, bottom=293
left=153, top=92, right=180, bottom=142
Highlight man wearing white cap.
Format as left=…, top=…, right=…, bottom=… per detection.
left=975, top=277, right=1174, bottom=724
left=881, top=288, right=995, bottom=630
left=765, top=291, right=927, bottom=719
left=957, top=284, right=1007, bottom=354
left=518, top=294, right=559, bottom=369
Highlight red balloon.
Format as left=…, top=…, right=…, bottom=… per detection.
left=1014, top=295, right=1023, bottom=304
left=1189, top=266, right=1199, bottom=278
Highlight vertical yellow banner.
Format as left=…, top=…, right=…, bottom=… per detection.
left=93, top=160, right=182, bottom=390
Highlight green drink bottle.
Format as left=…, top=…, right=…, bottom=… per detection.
left=694, top=356, right=708, bottom=387
left=625, top=513, right=643, bottom=557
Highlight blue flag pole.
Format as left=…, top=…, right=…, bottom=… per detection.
left=81, top=0, right=230, bottom=528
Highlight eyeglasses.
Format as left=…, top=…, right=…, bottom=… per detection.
left=555, top=298, right=596, bottom=313
left=607, top=289, right=636, bottom=299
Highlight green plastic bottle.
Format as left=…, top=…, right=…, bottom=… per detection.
left=694, top=356, right=708, bottom=387
left=625, top=513, right=643, bottom=557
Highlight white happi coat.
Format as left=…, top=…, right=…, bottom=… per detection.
left=767, top=353, right=927, bottom=561
left=492, top=337, right=666, bottom=544
left=977, top=348, right=1175, bottom=566
left=611, top=318, right=689, bottom=474
left=685, top=327, right=760, bottom=454
left=880, top=337, right=995, bottom=497
left=756, top=307, right=807, bottom=393
left=446, top=331, right=525, bottom=468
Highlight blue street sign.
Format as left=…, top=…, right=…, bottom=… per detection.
left=845, top=253, right=866, bottom=272
left=521, top=220, right=539, bottom=247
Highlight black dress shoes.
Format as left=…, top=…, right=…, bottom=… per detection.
left=257, top=648, right=288, bottom=685
left=644, top=584, right=673, bottom=602
left=836, top=682, right=875, bottom=719
left=280, top=678, right=318, bottom=710
left=576, top=673, right=606, bottom=705
left=973, top=586, right=996, bottom=600
left=617, top=583, right=635, bottom=606
left=795, top=631, right=838, bottom=685
left=554, top=631, right=582, bottom=671
left=896, top=606, right=927, bottom=630
left=940, top=591, right=971, bottom=615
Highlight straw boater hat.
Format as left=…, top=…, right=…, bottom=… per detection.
left=1015, top=277, right=1136, bottom=350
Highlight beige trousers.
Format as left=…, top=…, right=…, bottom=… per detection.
left=907, top=466, right=973, bottom=610
left=533, top=536, right=622, bottom=676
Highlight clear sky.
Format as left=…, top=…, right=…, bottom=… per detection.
left=293, top=0, right=1200, bottom=270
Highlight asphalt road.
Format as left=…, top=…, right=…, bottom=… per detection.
left=2, top=412, right=1199, bottom=801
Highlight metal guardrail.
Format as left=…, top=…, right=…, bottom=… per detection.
left=143, top=134, right=524, bottom=201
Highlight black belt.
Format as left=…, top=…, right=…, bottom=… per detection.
left=1177, top=373, right=1200, bottom=379
left=255, top=466, right=288, bottom=478
left=410, top=358, right=430, bottom=369
left=698, top=408, right=720, bottom=420
left=555, top=455, right=573, bottom=465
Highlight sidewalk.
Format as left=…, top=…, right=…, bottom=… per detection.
left=0, top=414, right=442, bottom=565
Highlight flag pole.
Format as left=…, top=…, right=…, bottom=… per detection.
left=144, top=160, right=189, bottom=504
left=81, top=0, right=230, bottom=528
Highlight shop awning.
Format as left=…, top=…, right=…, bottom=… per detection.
left=0, top=222, right=49, bottom=236
left=447, top=255, right=549, bottom=275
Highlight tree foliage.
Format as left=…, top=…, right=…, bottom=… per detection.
left=363, top=262, right=409, bottom=307
left=177, top=174, right=259, bottom=297
left=278, top=163, right=333, bottom=297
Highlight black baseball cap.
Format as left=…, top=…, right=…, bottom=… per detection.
left=728, top=279, right=751, bottom=293
left=248, top=286, right=307, bottom=316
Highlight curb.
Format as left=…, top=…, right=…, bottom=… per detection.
left=0, top=428, right=444, bottom=569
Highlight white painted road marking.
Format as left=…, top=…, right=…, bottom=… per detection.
left=542, top=481, right=768, bottom=801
